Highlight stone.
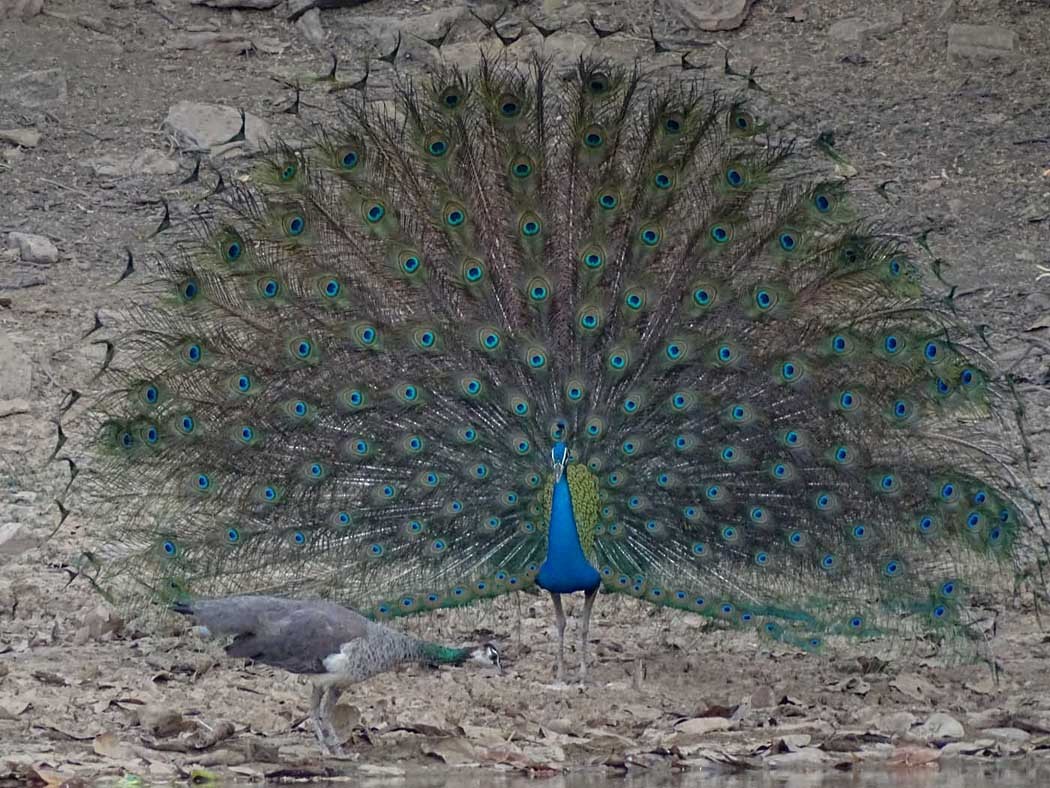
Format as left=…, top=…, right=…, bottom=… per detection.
left=189, top=0, right=280, bottom=7
left=0, top=523, right=37, bottom=559
left=948, top=24, right=1015, bottom=58
left=979, top=728, right=1031, bottom=744
left=0, top=68, right=67, bottom=109
left=0, top=128, right=41, bottom=147
left=751, top=686, right=776, bottom=709
left=84, top=149, right=179, bottom=177
left=169, top=32, right=257, bottom=54
left=296, top=7, right=325, bottom=46
left=7, top=232, right=59, bottom=264
left=0, top=0, right=45, bottom=20
left=829, top=12, right=903, bottom=42
left=0, top=331, right=31, bottom=400
left=675, top=717, right=732, bottom=735
left=678, top=0, right=757, bottom=32
left=162, top=101, right=271, bottom=155
left=915, top=713, right=964, bottom=742
left=0, top=399, right=29, bottom=418
left=876, top=711, right=917, bottom=736
left=766, top=747, right=832, bottom=767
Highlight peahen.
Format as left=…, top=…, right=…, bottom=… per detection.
left=171, top=595, right=502, bottom=755
left=75, top=56, right=1029, bottom=684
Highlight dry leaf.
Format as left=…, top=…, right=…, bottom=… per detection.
left=887, top=746, right=941, bottom=768
left=93, top=732, right=127, bottom=759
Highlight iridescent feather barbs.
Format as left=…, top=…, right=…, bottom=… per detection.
left=74, top=55, right=1027, bottom=680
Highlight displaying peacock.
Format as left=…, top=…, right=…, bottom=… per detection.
left=73, top=55, right=1030, bottom=684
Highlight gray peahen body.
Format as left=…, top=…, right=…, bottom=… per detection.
left=173, top=595, right=501, bottom=754
left=77, top=56, right=1029, bottom=684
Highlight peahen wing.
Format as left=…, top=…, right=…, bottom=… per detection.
left=80, top=56, right=1028, bottom=649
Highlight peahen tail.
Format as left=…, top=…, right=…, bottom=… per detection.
left=74, top=55, right=1029, bottom=653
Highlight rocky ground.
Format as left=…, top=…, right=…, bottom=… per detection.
left=2, top=0, right=1050, bottom=784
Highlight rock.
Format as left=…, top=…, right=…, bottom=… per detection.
left=7, top=232, right=59, bottom=264
left=296, top=7, right=325, bottom=46
left=890, top=673, right=937, bottom=702
left=829, top=12, right=903, bottom=42
left=948, top=24, right=1015, bottom=58
left=169, top=32, right=257, bottom=54
left=0, top=128, right=41, bottom=147
left=0, top=399, right=30, bottom=418
left=675, top=716, right=732, bottom=735
left=84, top=149, right=179, bottom=177
left=0, top=332, right=31, bottom=400
left=138, top=706, right=189, bottom=738
left=980, top=728, right=1031, bottom=744
left=0, top=523, right=37, bottom=559
left=162, top=101, right=271, bottom=156
left=0, top=0, right=45, bottom=20
left=676, top=0, right=757, bottom=32
left=0, top=68, right=67, bottom=109
left=941, top=739, right=995, bottom=758
left=751, top=686, right=776, bottom=709
left=74, top=605, right=122, bottom=644
left=189, top=0, right=280, bottom=7
left=915, top=713, right=964, bottom=742
left=766, top=747, right=832, bottom=768
left=876, top=711, right=917, bottom=736
left=967, top=708, right=1010, bottom=729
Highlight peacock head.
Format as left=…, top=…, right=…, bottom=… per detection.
left=468, top=642, right=503, bottom=674
left=551, top=441, right=570, bottom=482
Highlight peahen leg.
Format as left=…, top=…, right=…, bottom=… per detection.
left=578, top=586, right=598, bottom=684
left=311, top=679, right=349, bottom=757
left=550, top=591, right=566, bottom=682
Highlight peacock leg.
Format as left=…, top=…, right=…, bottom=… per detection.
left=578, top=586, right=598, bottom=683
left=550, top=591, right=567, bottom=682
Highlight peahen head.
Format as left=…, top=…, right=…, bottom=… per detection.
left=467, top=642, right=503, bottom=673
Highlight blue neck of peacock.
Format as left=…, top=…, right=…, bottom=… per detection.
left=536, top=474, right=601, bottom=594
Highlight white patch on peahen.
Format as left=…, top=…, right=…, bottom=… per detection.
left=172, top=595, right=501, bottom=755
left=71, top=56, right=1031, bottom=685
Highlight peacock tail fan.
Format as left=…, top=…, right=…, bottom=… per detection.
left=73, top=54, right=1030, bottom=656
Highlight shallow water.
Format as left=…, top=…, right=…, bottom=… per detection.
left=337, top=762, right=1048, bottom=788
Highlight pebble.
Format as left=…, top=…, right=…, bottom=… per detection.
left=948, top=24, right=1015, bottom=58
left=0, top=68, right=67, bottom=109
left=0, top=331, right=32, bottom=400
left=829, top=12, right=903, bottom=42
left=915, top=712, right=965, bottom=742
left=162, top=101, right=271, bottom=155
left=6, top=232, right=58, bottom=264
left=296, top=7, right=325, bottom=46
left=0, top=523, right=38, bottom=559
left=675, top=716, right=732, bottom=735
left=189, top=0, right=280, bottom=8
left=84, top=149, right=178, bottom=177
left=0, top=128, right=41, bottom=148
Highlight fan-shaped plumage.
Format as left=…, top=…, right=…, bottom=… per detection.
left=77, top=56, right=1027, bottom=680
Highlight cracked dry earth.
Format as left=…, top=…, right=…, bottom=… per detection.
left=2, top=0, right=1050, bottom=784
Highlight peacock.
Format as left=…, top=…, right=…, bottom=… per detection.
left=72, top=55, right=1030, bottom=685
left=171, top=595, right=502, bottom=755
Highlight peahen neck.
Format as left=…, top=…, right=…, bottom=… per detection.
left=418, top=642, right=471, bottom=665
left=536, top=474, right=601, bottom=594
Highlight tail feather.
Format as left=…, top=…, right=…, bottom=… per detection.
left=74, top=54, right=1030, bottom=655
